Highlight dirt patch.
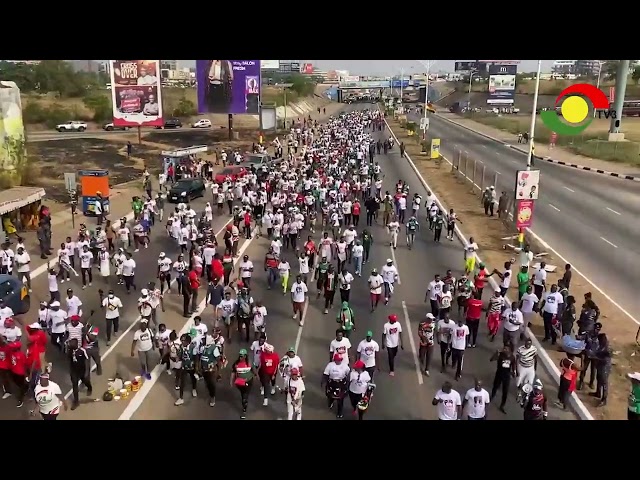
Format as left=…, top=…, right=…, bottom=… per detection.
left=28, top=138, right=161, bottom=202
left=388, top=117, right=639, bottom=420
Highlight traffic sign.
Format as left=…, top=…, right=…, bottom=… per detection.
left=420, top=117, right=430, bottom=130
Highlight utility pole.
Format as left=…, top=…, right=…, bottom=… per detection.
left=609, top=60, right=630, bottom=139
left=527, top=60, right=542, bottom=170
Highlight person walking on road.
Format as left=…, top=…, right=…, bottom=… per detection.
left=382, top=314, right=403, bottom=377
left=230, top=349, right=257, bottom=419
left=67, top=338, right=92, bottom=410
left=490, top=343, right=517, bottom=414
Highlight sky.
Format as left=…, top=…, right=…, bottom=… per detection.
left=177, top=60, right=555, bottom=75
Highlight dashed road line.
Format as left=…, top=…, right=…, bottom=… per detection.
left=600, top=236, right=618, bottom=248
left=549, top=204, right=561, bottom=212
left=606, top=207, right=621, bottom=216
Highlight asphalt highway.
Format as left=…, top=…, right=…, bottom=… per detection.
left=121, top=105, right=575, bottom=421
left=27, top=127, right=216, bottom=143
left=409, top=111, right=640, bottom=320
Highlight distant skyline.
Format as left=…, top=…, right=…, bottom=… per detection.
left=175, top=60, right=555, bottom=75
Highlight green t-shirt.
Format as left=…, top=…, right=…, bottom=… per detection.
left=132, top=200, right=143, bottom=214
left=517, top=272, right=530, bottom=294
left=317, top=262, right=329, bottom=275
left=200, top=345, right=217, bottom=371
left=630, top=384, right=640, bottom=414
left=362, top=233, right=372, bottom=247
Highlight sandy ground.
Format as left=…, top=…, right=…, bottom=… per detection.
left=388, top=116, right=639, bottom=420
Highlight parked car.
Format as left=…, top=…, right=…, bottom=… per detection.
left=103, top=123, right=131, bottom=131
left=56, top=121, right=87, bottom=132
left=168, top=178, right=206, bottom=203
left=214, top=166, right=248, bottom=184
left=157, top=118, right=183, bottom=129
left=192, top=119, right=212, bottom=128
left=0, top=274, right=30, bottom=315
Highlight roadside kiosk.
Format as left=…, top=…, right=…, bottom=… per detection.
left=0, top=186, right=46, bottom=243
left=79, top=169, right=110, bottom=216
left=162, top=145, right=209, bottom=175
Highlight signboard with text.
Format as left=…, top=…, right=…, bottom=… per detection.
left=195, top=60, right=261, bottom=114
left=487, top=64, right=517, bottom=105
left=109, top=60, right=164, bottom=127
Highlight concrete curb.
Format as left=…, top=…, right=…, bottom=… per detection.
left=435, top=114, right=640, bottom=183
left=383, top=114, right=594, bottom=421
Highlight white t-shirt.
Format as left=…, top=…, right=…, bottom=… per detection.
left=339, top=272, right=354, bottom=290
left=286, top=377, right=306, bottom=403
left=133, top=328, right=154, bottom=352
left=34, top=381, right=63, bottom=415
left=290, top=282, right=308, bottom=303
left=368, top=274, right=383, bottom=294
left=520, top=293, right=539, bottom=313
left=519, top=250, right=534, bottom=267
left=349, top=370, right=371, bottom=395
left=219, top=298, right=237, bottom=317
left=357, top=339, right=380, bottom=368
left=330, top=338, right=352, bottom=362
left=381, top=265, right=398, bottom=284
left=280, top=355, right=303, bottom=378
left=80, top=251, right=93, bottom=269
left=122, top=259, right=136, bottom=276
left=502, top=308, right=524, bottom=332
left=278, top=261, right=290, bottom=276
left=102, top=296, right=123, bottom=319
left=501, top=269, right=512, bottom=289
left=543, top=291, right=563, bottom=315
left=15, top=252, right=31, bottom=273
left=451, top=324, right=470, bottom=350
left=383, top=321, right=402, bottom=348
left=464, top=388, right=490, bottom=419
left=49, top=310, right=68, bottom=334
left=428, top=280, right=444, bottom=300
left=323, top=361, right=350, bottom=380
left=439, top=291, right=453, bottom=310
left=435, top=389, right=462, bottom=420
left=352, top=245, right=364, bottom=258
left=239, top=261, right=254, bottom=278
left=66, top=296, right=82, bottom=317
left=533, top=268, right=547, bottom=287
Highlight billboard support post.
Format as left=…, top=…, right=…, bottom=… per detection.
left=228, top=114, right=233, bottom=140
left=527, top=60, right=542, bottom=169
left=109, top=60, right=164, bottom=128
left=137, top=126, right=142, bottom=145
left=283, top=88, right=288, bottom=130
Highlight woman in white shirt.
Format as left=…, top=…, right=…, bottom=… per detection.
left=57, top=242, right=72, bottom=282
left=348, top=360, right=372, bottom=420
left=34, top=373, right=67, bottom=420
left=98, top=247, right=111, bottom=280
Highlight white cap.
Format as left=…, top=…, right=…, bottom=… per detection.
left=140, top=289, right=149, bottom=296
left=159, top=252, right=166, bottom=258
left=425, top=313, right=435, bottom=320
left=49, top=301, right=60, bottom=307
left=386, top=258, right=393, bottom=263
left=628, top=372, right=640, bottom=381
left=28, top=322, right=42, bottom=329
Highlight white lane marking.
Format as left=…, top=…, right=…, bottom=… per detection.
left=401, top=301, right=424, bottom=386
left=478, top=160, right=484, bottom=164
left=481, top=144, right=488, bottom=149
left=119, top=230, right=255, bottom=420
left=600, top=236, right=618, bottom=248
left=389, top=247, right=402, bottom=285
left=564, top=186, right=575, bottom=193
left=549, top=204, right=561, bottom=212
left=495, top=171, right=502, bottom=175
left=294, top=299, right=309, bottom=353
left=606, top=207, right=621, bottom=216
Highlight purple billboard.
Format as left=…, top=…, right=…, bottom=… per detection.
left=196, top=60, right=261, bottom=114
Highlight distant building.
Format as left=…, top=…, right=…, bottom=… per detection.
left=552, top=60, right=602, bottom=77
left=278, top=60, right=301, bottom=74
left=161, top=60, right=178, bottom=71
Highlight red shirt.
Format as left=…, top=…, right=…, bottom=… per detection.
left=211, top=259, right=224, bottom=280
left=352, top=203, right=361, bottom=215
left=0, top=344, right=10, bottom=370
left=26, top=331, right=47, bottom=370
left=260, top=352, right=279, bottom=377
left=188, top=270, right=200, bottom=290
left=474, top=270, right=487, bottom=289
left=466, top=298, right=483, bottom=320
left=304, top=241, right=315, bottom=255
left=10, top=350, right=28, bottom=376
left=244, top=212, right=251, bottom=226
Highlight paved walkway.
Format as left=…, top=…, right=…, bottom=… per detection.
left=438, top=112, right=640, bottom=176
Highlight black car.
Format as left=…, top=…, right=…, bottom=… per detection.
left=158, top=118, right=183, bottom=129
left=0, top=274, right=30, bottom=315
left=168, top=178, right=206, bottom=203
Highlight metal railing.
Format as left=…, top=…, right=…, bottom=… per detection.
left=449, top=147, right=518, bottom=231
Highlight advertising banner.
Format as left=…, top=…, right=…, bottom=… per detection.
left=515, top=169, right=540, bottom=200
left=515, top=200, right=535, bottom=229
left=430, top=138, right=441, bottom=159
left=391, top=79, right=410, bottom=88
left=487, top=64, right=517, bottom=105
left=109, top=60, right=164, bottom=127
left=196, top=60, right=261, bottom=115
left=0, top=81, right=26, bottom=174
left=261, top=60, right=279, bottom=70
left=301, top=63, right=314, bottom=74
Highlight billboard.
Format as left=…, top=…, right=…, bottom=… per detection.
left=261, top=60, right=280, bottom=70
left=301, top=63, right=314, bottom=74
left=455, top=61, right=476, bottom=71
left=196, top=60, right=261, bottom=115
left=487, top=64, right=517, bottom=105
left=109, top=60, right=164, bottom=127
left=0, top=81, right=26, bottom=175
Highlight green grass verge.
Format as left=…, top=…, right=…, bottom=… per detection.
left=465, top=113, right=640, bottom=166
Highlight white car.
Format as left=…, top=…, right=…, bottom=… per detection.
left=56, top=121, right=88, bottom=132
left=192, top=119, right=212, bottom=128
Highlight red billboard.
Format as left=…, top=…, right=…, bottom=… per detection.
left=109, top=60, right=164, bottom=127
left=301, top=63, right=314, bottom=74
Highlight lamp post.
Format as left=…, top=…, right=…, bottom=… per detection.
left=527, top=60, right=542, bottom=170
left=468, top=69, right=478, bottom=110
left=593, top=60, right=604, bottom=118
left=418, top=60, right=438, bottom=139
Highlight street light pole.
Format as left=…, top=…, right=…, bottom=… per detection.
left=467, top=70, right=476, bottom=110
left=400, top=68, right=404, bottom=108
left=419, top=60, right=437, bottom=139
left=527, top=60, right=542, bottom=170
left=593, top=60, right=603, bottom=118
